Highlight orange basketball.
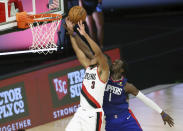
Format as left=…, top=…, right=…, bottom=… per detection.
left=68, top=6, right=87, bottom=24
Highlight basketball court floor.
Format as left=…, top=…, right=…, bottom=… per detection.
left=27, top=83, right=183, bottom=131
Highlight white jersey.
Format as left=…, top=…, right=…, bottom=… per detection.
left=80, top=66, right=107, bottom=109
left=66, top=66, right=108, bottom=131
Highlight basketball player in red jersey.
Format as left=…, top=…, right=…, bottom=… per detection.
left=65, top=18, right=109, bottom=131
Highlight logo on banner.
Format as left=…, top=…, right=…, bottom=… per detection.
left=0, top=82, right=29, bottom=123
left=53, top=76, right=68, bottom=100
left=49, top=66, right=85, bottom=107
left=68, top=69, right=85, bottom=98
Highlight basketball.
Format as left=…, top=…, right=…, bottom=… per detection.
left=68, top=6, right=87, bottom=24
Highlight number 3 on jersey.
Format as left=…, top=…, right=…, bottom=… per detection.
left=91, top=81, right=95, bottom=89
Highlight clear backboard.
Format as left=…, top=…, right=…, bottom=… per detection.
left=0, top=0, right=66, bottom=55
left=0, top=0, right=65, bottom=31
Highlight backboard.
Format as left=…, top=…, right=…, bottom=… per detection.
left=0, top=0, right=65, bottom=31
left=0, top=0, right=66, bottom=55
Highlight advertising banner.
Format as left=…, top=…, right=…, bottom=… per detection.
left=0, top=48, right=120, bottom=130
left=0, top=82, right=29, bottom=124
left=0, top=73, right=41, bottom=130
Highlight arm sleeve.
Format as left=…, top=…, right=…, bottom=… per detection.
left=136, top=91, right=163, bottom=114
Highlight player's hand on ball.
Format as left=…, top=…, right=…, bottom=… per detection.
left=161, top=111, right=174, bottom=127
left=65, top=17, right=74, bottom=32
left=77, top=20, right=86, bottom=36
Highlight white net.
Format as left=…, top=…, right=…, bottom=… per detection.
left=29, top=17, right=61, bottom=55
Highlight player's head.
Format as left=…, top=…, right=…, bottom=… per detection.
left=111, top=59, right=128, bottom=77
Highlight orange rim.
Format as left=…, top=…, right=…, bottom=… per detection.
left=16, top=12, right=62, bottom=28
left=28, top=13, right=62, bottom=23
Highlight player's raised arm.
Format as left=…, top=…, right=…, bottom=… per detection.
left=70, top=36, right=90, bottom=68
left=124, top=83, right=174, bottom=127
left=77, top=21, right=102, bottom=56
left=65, top=18, right=90, bottom=68
left=74, top=33, right=94, bottom=59
left=77, top=20, right=109, bottom=82
left=63, top=20, right=94, bottom=60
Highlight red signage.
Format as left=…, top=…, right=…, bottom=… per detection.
left=0, top=48, right=120, bottom=130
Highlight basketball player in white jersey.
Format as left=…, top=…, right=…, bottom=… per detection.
left=65, top=18, right=109, bottom=131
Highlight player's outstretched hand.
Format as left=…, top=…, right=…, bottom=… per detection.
left=161, top=111, right=174, bottom=127
left=77, top=20, right=86, bottom=36
left=65, top=17, right=74, bottom=33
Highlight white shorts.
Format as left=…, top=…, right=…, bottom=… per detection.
left=65, top=107, right=104, bottom=131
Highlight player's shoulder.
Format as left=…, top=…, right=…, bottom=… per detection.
left=124, top=82, right=137, bottom=92
left=125, top=82, right=134, bottom=87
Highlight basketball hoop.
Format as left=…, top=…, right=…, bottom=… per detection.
left=16, top=12, right=62, bottom=55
